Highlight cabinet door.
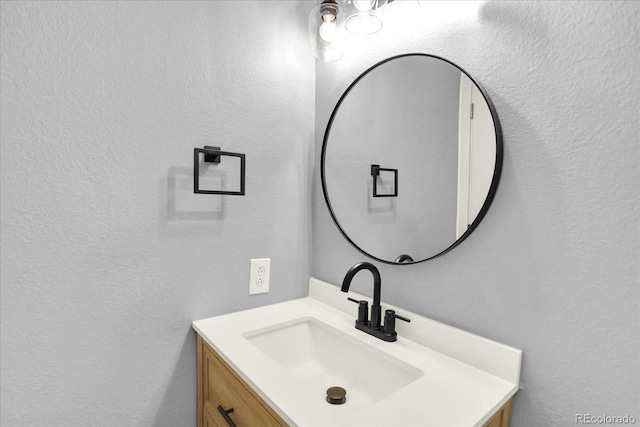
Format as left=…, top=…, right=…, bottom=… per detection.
left=202, top=402, right=221, bottom=427
left=197, top=335, right=287, bottom=427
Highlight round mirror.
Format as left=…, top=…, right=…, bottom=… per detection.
left=321, top=53, right=503, bottom=264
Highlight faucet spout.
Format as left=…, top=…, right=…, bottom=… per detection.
left=341, top=262, right=382, bottom=327
left=341, top=261, right=409, bottom=342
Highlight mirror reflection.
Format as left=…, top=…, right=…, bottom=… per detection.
left=321, top=54, right=502, bottom=264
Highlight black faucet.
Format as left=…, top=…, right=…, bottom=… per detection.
left=341, top=262, right=410, bottom=342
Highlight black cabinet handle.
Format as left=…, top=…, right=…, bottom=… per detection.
left=217, top=405, right=237, bottom=427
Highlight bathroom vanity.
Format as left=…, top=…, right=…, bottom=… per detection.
left=193, top=279, right=521, bottom=427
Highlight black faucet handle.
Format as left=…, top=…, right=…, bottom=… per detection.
left=347, top=297, right=369, bottom=324
left=393, top=312, right=411, bottom=323
left=383, top=309, right=410, bottom=335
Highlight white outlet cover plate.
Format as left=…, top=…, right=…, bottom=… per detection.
left=249, top=258, right=270, bottom=295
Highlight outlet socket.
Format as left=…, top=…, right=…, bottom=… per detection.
left=249, top=258, right=270, bottom=295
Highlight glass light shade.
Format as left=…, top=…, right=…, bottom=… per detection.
left=309, top=2, right=344, bottom=62
left=343, top=0, right=386, bottom=35
left=354, top=0, right=375, bottom=11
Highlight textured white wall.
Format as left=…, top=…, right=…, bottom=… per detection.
left=0, top=1, right=314, bottom=426
left=313, top=1, right=639, bottom=425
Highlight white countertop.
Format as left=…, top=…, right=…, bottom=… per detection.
left=192, top=278, right=521, bottom=427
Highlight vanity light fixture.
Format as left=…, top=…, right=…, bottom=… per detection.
left=309, top=0, right=344, bottom=62
left=309, top=0, right=394, bottom=61
left=343, top=0, right=387, bottom=35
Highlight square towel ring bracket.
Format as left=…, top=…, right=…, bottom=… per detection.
left=371, top=164, right=398, bottom=197
left=194, top=146, right=246, bottom=195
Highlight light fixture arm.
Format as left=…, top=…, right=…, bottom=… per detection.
left=320, top=0, right=339, bottom=18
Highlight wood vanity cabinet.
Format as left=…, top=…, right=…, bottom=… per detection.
left=197, top=334, right=513, bottom=427
left=197, top=335, right=288, bottom=427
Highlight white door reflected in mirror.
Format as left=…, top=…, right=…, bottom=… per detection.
left=456, top=73, right=496, bottom=239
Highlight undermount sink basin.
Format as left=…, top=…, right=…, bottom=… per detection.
left=243, top=316, right=424, bottom=404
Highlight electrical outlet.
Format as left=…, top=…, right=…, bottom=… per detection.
left=249, top=258, right=270, bottom=295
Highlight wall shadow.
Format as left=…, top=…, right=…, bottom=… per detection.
left=167, top=166, right=227, bottom=222
left=150, top=329, right=198, bottom=427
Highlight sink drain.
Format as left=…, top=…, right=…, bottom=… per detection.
left=326, top=386, right=347, bottom=405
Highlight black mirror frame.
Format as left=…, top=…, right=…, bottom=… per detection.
left=320, top=53, right=503, bottom=265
